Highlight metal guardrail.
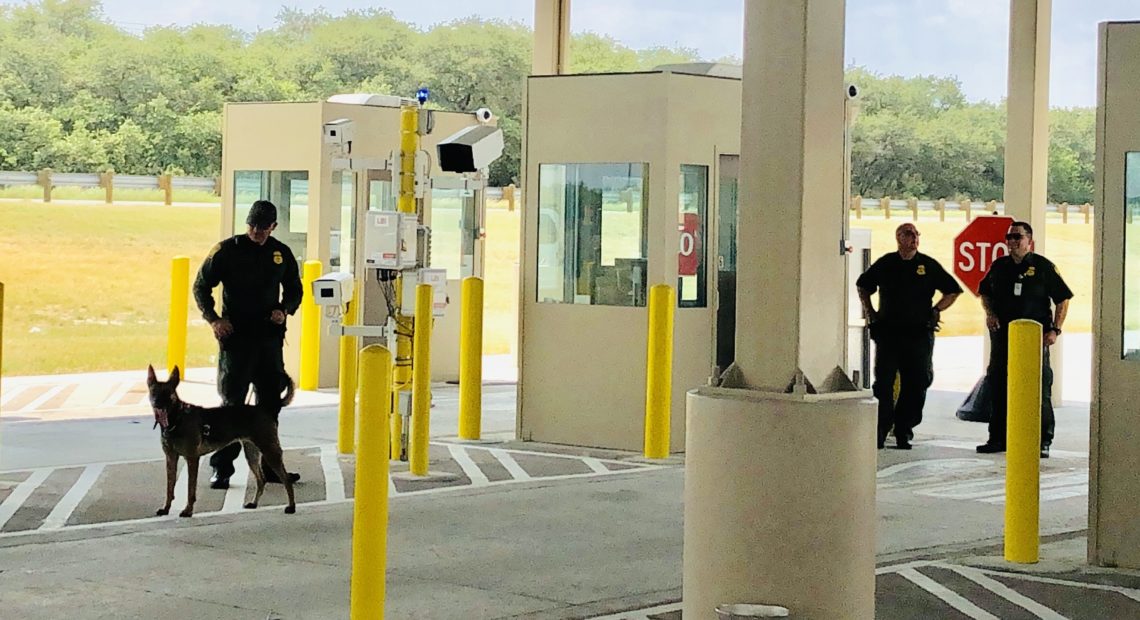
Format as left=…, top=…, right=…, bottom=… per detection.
left=0, top=170, right=217, bottom=193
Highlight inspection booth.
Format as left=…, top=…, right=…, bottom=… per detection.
left=1091, top=20, right=1140, bottom=570
left=220, top=96, right=492, bottom=386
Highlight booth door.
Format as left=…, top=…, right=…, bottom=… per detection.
left=715, top=155, right=738, bottom=373
left=429, top=186, right=485, bottom=381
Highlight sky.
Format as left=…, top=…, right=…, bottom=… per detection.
left=7, top=0, right=1138, bottom=108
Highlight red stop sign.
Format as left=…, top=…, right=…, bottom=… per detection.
left=953, top=215, right=1014, bottom=296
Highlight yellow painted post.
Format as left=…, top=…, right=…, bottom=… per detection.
left=409, top=284, right=434, bottom=476
left=937, top=199, right=946, bottom=222
left=644, top=284, right=675, bottom=459
left=166, top=256, right=190, bottom=376
left=458, top=277, right=484, bottom=440
left=1005, top=319, right=1042, bottom=564
left=398, top=105, right=418, bottom=215
left=37, top=168, right=52, bottom=203
left=1, top=282, right=5, bottom=408
left=1060, top=202, right=1069, bottom=224
left=338, top=288, right=361, bottom=455
left=880, top=196, right=891, bottom=219
left=390, top=398, right=403, bottom=460
left=350, top=344, right=392, bottom=620
left=299, top=260, right=322, bottom=390
left=907, top=197, right=919, bottom=221
left=853, top=195, right=862, bottom=220
left=99, top=171, right=114, bottom=204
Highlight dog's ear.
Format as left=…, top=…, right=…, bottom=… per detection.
left=147, top=365, right=157, bottom=386
left=170, top=366, right=180, bottom=386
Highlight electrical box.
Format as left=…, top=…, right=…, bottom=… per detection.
left=400, top=268, right=449, bottom=317
left=363, top=211, right=418, bottom=269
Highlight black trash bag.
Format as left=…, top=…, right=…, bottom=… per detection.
left=956, top=375, right=992, bottom=423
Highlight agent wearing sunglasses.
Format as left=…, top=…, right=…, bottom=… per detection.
left=857, top=223, right=962, bottom=450
left=976, top=221, right=1073, bottom=458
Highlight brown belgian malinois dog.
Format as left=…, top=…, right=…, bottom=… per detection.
left=147, top=365, right=296, bottom=517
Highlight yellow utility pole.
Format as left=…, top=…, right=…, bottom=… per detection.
left=167, top=256, right=189, bottom=376
left=1005, top=319, right=1042, bottom=563
left=644, top=284, right=675, bottom=459
left=299, top=260, right=323, bottom=390
left=350, top=345, right=392, bottom=619
left=458, top=277, right=484, bottom=440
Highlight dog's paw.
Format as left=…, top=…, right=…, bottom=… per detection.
left=155, top=507, right=169, bottom=516
left=178, top=508, right=194, bottom=518
left=243, top=502, right=258, bottom=510
left=284, top=505, right=296, bottom=514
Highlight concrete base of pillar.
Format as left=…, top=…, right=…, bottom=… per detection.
left=683, top=386, right=877, bottom=619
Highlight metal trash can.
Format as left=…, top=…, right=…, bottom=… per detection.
left=714, top=603, right=790, bottom=619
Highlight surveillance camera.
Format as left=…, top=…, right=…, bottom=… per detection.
left=437, top=125, right=504, bottom=173
left=323, top=118, right=355, bottom=145
left=473, top=108, right=494, bottom=124
left=845, top=84, right=860, bottom=100
left=312, top=272, right=354, bottom=306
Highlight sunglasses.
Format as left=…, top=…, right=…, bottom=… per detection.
left=1005, top=233, right=1025, bottom=241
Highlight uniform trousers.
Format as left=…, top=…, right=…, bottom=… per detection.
left=986, top=327, right=1055, bottom=448
left=872, top=328, right=935, bottom=443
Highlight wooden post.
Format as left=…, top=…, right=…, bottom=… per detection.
left=213, top=176, right=221, bottom=197
left=880, top=196, right=891, bottom=220
left=99, top=171, right=114, bottom=204
left=986, top=199, right=998, bottom=215
left=158, top=174, right=173, bottom=206
left=505, top=183, right=516, bottom=212
left=936, top=198, right=946, bottom=222
left=1060, top=202, right=1069, bottom=224
left=37, top=168, right=52, bottom=203
left=853, top=195, right=862, bottom=220
left=960, top=198, right=972, bottom=222
left=907, top=197, right=919, bottom=221
left=623, top=188, right=634, bottom=213
left=1082, top=203, right=1091, bottom=224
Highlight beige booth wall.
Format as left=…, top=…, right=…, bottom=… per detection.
left=519, top=72, right=741, bottom=452
left=222, top=101, right=484, bottom=387
left=1091, top=21, right=1140, bottom=569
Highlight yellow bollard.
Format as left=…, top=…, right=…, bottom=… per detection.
left=390, top=402, right=403, bottom=461
left=350, top=344, right=392, bottom=620
left=409, top=284, right=434, bottom=476
left=338, top=290, right=360, bottom=455
left=167, top=256, right=190, bottom=376
left=1005, top=319, right=1042, bottom=563
left=299, top=260, right=322, bottom=390
left=644, top=284, right=675, bottom=459
left=458, top=277, right=484, bottom=440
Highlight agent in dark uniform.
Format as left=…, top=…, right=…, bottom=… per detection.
left=193, top=200, right=303, bottom=488
left=976, top=221, right=1072, bottom=458
left=857, top=223, right=962, bottom=449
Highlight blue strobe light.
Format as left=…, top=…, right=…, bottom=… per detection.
left=416, top=88, right=430, bottom=104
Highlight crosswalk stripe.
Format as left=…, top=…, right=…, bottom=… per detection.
left=899, top=568, right=999, bottom=619
left=101, top=382, right=133, bottom=407
left=950, top=566, right=1070, bottom=620
left=40, top=464, right=104, bottom=530
left=449, top=444, right=489, bottom=486
left=221, top=455, right=252, bottom=513
left=582, top=457, right=609, bottom=474
left=0, top=469, right=51, bottom=529
left=17, top=385, right=68, bottom=413
left=321, top=445, right=346, bottom=503
left=489, top=448, right=531, bottom=481
left=0, top=384, right=29, bottom=407
left=170, top=460, right=191, bottom=515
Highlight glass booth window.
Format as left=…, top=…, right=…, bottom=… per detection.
left=430, top=188, right=477, bottom=279
left=1124, top=152, right=1140, bottom=360
left=233, top=170, right=309, bottom=262
left=678, top=165, right=708, bottom=307
left=332, top=171, right=355, bottom=273
left=537, top=163, right=649, bottom=306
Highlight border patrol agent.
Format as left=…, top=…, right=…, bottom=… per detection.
left=977, top=220, right=1072, bottom=458
left=858, top=223, right=962, bottom=449
left=193, top=200, right=303, bottom=488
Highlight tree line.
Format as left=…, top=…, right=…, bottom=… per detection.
left=0, top=0, right=1094, bottom=203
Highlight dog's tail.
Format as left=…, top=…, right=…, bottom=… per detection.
left=279, top=373, right=295, bottom=409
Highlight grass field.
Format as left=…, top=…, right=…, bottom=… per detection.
left=0, top=200, right=1093, bottom=376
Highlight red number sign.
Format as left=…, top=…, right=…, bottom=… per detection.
left=678, top=212, right=700, bottom=276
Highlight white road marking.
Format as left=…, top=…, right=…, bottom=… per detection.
left=877, top=458, right=992, bottom=479
left=0, top=385, right=31, bottom=407
left=448, top=444, right=489, bottom=486
left=221, top=455, right=252, bottom=513
left=0, top=469, right=51, bottom=529
left=321, top=445, right=346, bottom=503
left=582, top=457, right=609, bottom=474
left=899, top=568, right=999, bottom=619
left=100, top=382, right=134, bottom=407
left=966, top=565, right=1140, bottom=603
left=950, top=566, right=1070, bottom=620
left=170, top=460, right=190, bottom=514
left=17, top=385, right=67, bottom=412
left=40, top=464, right=104, bottom=530
left=490, top=448, right=531, bottom=481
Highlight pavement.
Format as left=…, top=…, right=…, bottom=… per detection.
left=2, top=335, right=1136, bottom=619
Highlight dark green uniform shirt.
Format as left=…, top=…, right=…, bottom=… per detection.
left=193, top=235, right=303, bottom=335
left=978, top=253, right=1072, bottom=330
left=856, top=251, right=962, bottom=331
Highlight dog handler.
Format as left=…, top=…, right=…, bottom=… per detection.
left=193, top=200, right=303, bottom=489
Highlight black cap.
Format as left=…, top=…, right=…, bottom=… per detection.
left=246, top=200, right=277, bottom=228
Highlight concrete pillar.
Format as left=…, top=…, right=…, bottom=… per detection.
left=684, top=2, right=876, bottom=617
left=532, top=0, right=570, bottom=75
left=1006, top=0, right=1062, bottom=401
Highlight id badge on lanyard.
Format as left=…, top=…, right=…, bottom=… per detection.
left=1013, top=282, right=1022, bottom=297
